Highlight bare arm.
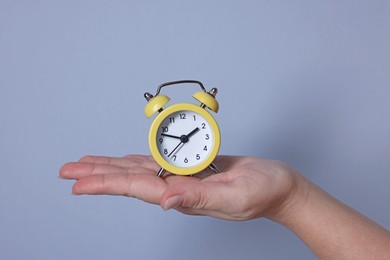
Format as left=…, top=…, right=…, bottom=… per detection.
left=273, top=176, right=390, bottom=259
left=59, top=155, right=390, bottom=259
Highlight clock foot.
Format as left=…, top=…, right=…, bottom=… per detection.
left=209, top=163, right=221, bottom=174
left=157, top=168, right=166, bottom=178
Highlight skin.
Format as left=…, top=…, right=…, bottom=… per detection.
left=60, top=155, right=390, bottom=259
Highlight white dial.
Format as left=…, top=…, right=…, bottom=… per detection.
left=156, top=110, right=214, bottom=168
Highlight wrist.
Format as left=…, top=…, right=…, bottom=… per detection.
left=266, top=168, right=312, bottom=226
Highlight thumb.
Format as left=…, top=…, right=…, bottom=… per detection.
left=161, top=181, right=234, bottom=212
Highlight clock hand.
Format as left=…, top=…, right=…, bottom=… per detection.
left=168, top=141, right=183, bottom=158
left=161, top=133, right=181, bottom=139
left=186, top=127, right=200, bottom=139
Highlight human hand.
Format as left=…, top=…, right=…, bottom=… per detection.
left=59, top=155, right=300, bottom=221
left=60, top=155, right=390, bottom=257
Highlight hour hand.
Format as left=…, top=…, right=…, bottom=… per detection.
left=186, top=127, right=200, bottom=138
left=161, top=133, right=181, bottom=139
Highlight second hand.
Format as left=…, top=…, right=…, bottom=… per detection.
left=168, top=141, right=183, bottom=158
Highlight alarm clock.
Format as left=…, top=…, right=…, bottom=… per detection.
left=144, top=80, right=221, bottom=177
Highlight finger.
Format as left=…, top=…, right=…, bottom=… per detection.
left=79, top=155, right=160, bottom=171
left=60, top=161, right=157, bottom=180
left=162, top=178, right=254, bottom=221
left=161, top=179, right=236, bottom=212
left=60, top=162, right=129, bottom=179
left=174, top=207, right=236, bottom=221
left=72, top=173, right=167, bottom=204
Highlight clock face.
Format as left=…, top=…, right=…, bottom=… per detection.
left=156, top=109, right=214, bottom=168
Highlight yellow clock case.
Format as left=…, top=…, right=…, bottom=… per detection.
left=148, top=103, right=220, bottom=175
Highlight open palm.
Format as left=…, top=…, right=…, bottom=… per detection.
left=60, top=155, right=297, bottom=221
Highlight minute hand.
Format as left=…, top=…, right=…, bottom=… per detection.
left=161, top=133, right=181, bottom=139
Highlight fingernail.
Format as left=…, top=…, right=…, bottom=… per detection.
left=162, top=195, right=183, bottom=211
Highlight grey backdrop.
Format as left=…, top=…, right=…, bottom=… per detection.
left=1, top=1, right=389, bottom=259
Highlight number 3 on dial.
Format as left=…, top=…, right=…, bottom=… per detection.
left=149, top=103, right=220, bottom=175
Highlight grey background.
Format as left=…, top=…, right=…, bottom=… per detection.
left=1, top=1, right=389, bottom=259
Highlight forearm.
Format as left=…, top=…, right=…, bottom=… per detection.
left=271, top=174, right=390, bottom=259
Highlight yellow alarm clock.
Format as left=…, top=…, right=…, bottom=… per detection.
left=144, top=80, right=221, bottom=177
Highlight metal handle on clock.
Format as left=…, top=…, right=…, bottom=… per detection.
left=145, top=80, right=217, bottom=99
left=155, top=80, right=207, bottom=95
